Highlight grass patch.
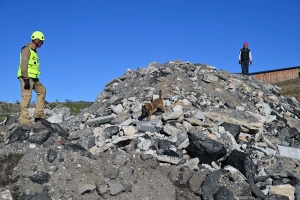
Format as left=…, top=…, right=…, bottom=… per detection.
left=273, top=78, right=300, bottom=101
left=0, top=101, right=92, bottom=121
left=11, top=153, right=24, bottom=162
left=0, top=114, right=9, bottom=123
left=49, top=101, right=92, bottom=116
left=0, top=103, right=16, bottom=122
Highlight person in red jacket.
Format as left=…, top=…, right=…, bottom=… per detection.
left=238, top=42, right=252, bottom=75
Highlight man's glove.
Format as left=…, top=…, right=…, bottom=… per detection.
left=239, top=60, right=241, bottom=64
left=24, top=79, right=30, bottom=90
left=250, top=61, right=252, bottom=65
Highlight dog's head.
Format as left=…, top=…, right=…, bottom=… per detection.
left=141, top=104, right=148, bottom=116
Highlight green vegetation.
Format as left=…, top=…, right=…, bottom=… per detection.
left=0, top=114, right=8, bottom=123
left=0, top=101, right=92, bottom=122
left=63, top=102, right=92, bottom=115
left=10, top=153, right=25, bottom=162
left=0, top=103, right=18, bottom=122
left=1, top=103, right=13, bottom=113
left=273, top=78, right=300, bottom=101
left=49, top=101, right=92, bottom=115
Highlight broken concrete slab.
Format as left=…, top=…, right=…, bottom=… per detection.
left=105, top=78, right=122, bottom=87
left=155, top=155, right=180, bottom=165
left=204, top=109, right=266, bottom=132
left=278, top=145, right=300, bottom=160
left=202, top=74, right=219, bottom=83
left=137, top=123, right=157, bottom=133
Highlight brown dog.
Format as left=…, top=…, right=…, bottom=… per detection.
left=142, top=90, right=165, bottom=121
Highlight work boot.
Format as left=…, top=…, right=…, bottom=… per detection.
left=34, top=114, right=48, bottom=122
left=18, top=122, right=31, bottom=128
left=19, top=119, right=31, bottom=127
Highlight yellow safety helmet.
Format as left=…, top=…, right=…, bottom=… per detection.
left=31, top=31, right=45, bottom=41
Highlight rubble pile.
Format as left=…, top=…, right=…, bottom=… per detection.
left=0, top=61, right=300, bottom=200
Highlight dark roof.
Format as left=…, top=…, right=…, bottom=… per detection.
left=248, top=66, right=300, bottom=75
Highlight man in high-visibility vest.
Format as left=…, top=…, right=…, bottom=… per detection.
left=17, top=31, right=47, bottom=125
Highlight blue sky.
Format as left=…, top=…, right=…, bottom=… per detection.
left=1, top=0, right=299, bottom=103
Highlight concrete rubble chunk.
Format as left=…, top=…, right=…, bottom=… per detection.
left=200, top=170, right=222, bottom=200
left=85, top=114, right=116, bottom=126
left=183, top=157, right=199, bottom=171
left=202, top=74, right=219, bottom=83
left=224, top=150, right=256, bottom=182
left=29, top=171, right=51, bottom=184
left=112, top=134, right=141, bottom=144
left=113, top=104, right=124, bottom=114
left=156, top=155, right=180, bottom=165
left=269, top=184, right=295, bottom=200
left=204, top=110, right=266, bottom=132
left=78, top=183, right=96, bottom=195
left=285, top=116, right=300, bottom=132
left=137, top=123, right=157, bottom=133
left=262, top=135, right=277, bottom=150
left=137, top=137, right=151, bottom=151
left=96, top=182, right=109, bottom=195
left=265, top=147, right=277, bottom=156
left=122, top=125, right=136, bottom=136
left=213, top=186, right=236, bottom=200
left=178, top=138, right=189, bottom=149
left=4, top=116, right=17, bottom=126
left=207, top=65, right=216, bottom=70
left=187, top=131, right=227, bottom=164
left=105, top=78, right=122, bottom=87
left=223, top=165, right=246, bottom=181
left=108, top=179, right=126, bottom=196
left=0, top=189, right=13, bottom=200
left=118, top=118, right=133, bottom=128
left=188, top=173, right=206, bottom=193
left=185, top=118, right=204, bottom=126
left=140, top=154, right=154, bottom=161
left=194, top=111, right=206, bottom=121
left=162, top=111, right=183, bottom=121
left=278, top=145, right=300, bottom=160
left=219, top=69, right=231, bottom=78
left=172, top=105, right=183, bottom=112
left=163, top=124, right=181, bottom=136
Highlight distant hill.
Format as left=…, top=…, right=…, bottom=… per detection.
left=272, top=78, right=300, bottom=101
left=0, top=101, right=93, bottom=122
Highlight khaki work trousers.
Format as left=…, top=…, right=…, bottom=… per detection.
left=19, top=77, right=46, bottom=125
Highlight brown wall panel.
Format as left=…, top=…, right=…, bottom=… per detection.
left=254, top=69, right=299, bottom=84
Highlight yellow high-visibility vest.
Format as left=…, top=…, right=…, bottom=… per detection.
left=17, top=46, right=40, bottom=78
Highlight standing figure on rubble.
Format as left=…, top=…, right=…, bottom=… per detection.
left=238, top=42, right=253, bottom=75
left=17, top=31, right=47, bottom=125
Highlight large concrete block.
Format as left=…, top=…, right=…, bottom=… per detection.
left=278, top=145, right=300, bottom=160
left=105, top=78, right=122, bottom=87
left=202, top=74, right=219, bottom=83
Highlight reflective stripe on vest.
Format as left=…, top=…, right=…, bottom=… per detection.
left=17, top=46, right=40, bottom=78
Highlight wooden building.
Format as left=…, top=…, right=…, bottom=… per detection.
left=248, top=66, right=300, bottom=84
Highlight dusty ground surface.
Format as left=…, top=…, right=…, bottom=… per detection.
left=1, top=141, right=199, bottom=200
